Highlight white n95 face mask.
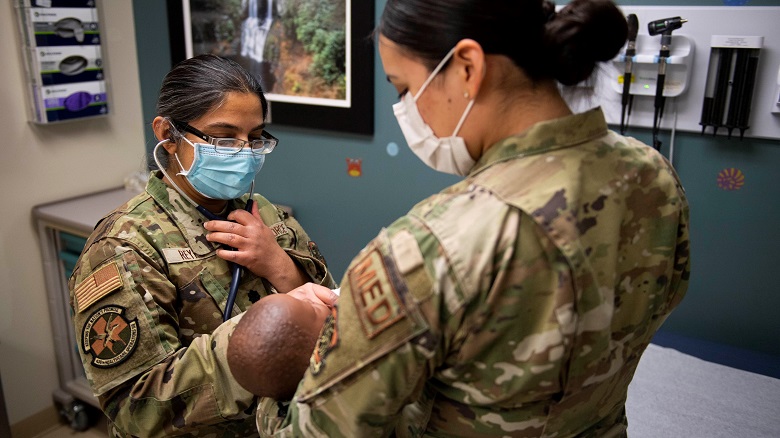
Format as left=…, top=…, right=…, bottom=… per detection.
left=392, top=47, right=476, bottom=177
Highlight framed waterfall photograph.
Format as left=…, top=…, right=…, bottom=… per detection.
left=167, top=0, right=374, bottom=135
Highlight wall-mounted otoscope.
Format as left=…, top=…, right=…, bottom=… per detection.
left=619, top=14, right=639, bottom=135
left=648, top=16, right=687, bottom=151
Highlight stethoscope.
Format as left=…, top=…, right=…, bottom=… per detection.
left=154, top=140, right=252, bottom=322
left=195, top=193, right=253, bottom=322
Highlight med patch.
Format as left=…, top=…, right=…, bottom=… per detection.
left=296, top=239, right=429, bottom=402
left=82, top=305, right=139, bottom=368
left=349, top=248, right=405, bottom=339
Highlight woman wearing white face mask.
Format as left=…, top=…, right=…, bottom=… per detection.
left=256, top=1, right=691, bottom=437
left=68, top=54, right=335, bottom=437
left=390, top=45, right=478, bottom=176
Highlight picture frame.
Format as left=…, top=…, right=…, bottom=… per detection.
left=166, top=0, right=374, bottom=135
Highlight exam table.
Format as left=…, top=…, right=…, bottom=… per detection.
left=626, top=342, right=780, bottom=437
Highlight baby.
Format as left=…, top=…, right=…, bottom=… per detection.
left=227, top=287, right=336, bottom=399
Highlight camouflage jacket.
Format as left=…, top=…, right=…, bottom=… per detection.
left=68, top=172, right=335, bottom=437
left=257, top=108, right=691, bottom=437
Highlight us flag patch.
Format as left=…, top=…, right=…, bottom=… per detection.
left=75, top=263, right=122, bottom=313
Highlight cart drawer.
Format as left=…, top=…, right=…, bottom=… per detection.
left=59, top=232, right=87, bottom=279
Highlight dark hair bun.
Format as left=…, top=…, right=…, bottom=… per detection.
left=541, top=1, right=557, bottom=23
left=543, top=0, right=628, bottom=85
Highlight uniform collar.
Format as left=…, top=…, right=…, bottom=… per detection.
left=145, top=171, right=217, bottom=255
left=470, top=107, right=609, bottom=177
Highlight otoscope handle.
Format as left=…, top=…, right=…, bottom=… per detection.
left=655, top=72, right=666, bottom=109
left=621, top=74, right=632, bottom=105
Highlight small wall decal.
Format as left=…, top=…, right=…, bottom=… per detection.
left=347, top=158, right=362, bottom=177
left=717, top=167, right=745, bottom=191
left=386, top=142, right=399, bottom=157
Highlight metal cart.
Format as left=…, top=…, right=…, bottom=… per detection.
left=32, top=187, right=138, bottom=430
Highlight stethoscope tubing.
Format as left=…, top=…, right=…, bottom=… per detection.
left=195, top=192, right=254, bottom=322
left=221, top=197, right=254, bottom=321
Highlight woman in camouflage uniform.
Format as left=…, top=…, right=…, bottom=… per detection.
left=69, top=54, right=335, bottom=437
left=255, top=0, right=691, bottom=437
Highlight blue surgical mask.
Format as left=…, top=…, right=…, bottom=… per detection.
left=175, top=137, right=264, bottom=200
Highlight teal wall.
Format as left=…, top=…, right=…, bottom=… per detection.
left=133, top=0, right=780, bottom=357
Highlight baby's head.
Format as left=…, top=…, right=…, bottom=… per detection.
left=227, top=292, right=330, bottom=399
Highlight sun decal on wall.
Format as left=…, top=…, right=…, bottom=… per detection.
left=347, top=158, right=362, bottom=177
left=717, top=168, right=745, bottom=191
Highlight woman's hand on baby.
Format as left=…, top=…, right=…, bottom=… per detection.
left=288, top=283, right=339, bottom=308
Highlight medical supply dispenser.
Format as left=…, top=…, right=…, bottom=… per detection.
left=699, top=36, right=762, bottom=139
left=14, top=0, right=109, bottom=124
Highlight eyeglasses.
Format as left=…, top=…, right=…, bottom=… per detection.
left=170, top=119, right=278, bottom=155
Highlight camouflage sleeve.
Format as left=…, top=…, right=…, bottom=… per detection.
left=253, top=197, right=335, bottom=289
left=257, top=218, right=451, bottom=437
left=665, top=170, right=691, bottom=314
left=70, top=237, right=256, bottom=436
left=281, top=213, right=335, bottom=289
left=255, top=189, right=566, bottom=437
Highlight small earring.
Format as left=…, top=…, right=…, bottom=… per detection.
left=464, top=91, right=470, bottom=99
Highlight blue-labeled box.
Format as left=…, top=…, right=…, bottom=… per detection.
left=33, top=80, right=108, bottom=123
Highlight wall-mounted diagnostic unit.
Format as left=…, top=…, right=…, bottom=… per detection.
left=566, top=6, right=780, bottom=143
left=700, top=35, right=763, bottom=140
left=14, top=0, right=108, bottom=123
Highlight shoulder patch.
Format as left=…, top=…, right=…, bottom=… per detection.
left=307, top=240, right=326, bottom=265
left=349, top=249, right=405, bottom=339
left=389, top=230, right=424, bottom=275
left=81, top=305, right=139, bottom=368
left=75, top=263, right=123, bottom=313
left=310, top=307, right=339, bottom=375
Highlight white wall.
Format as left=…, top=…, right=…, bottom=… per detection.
left=0, top=1, right=146, bottom=425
